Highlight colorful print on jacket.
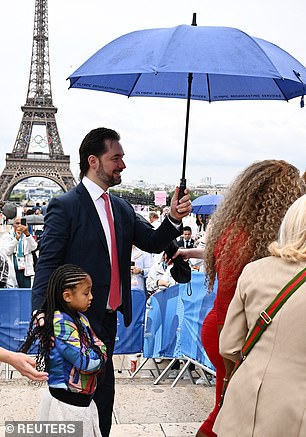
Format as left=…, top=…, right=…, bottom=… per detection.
left=48, top=310, right=107, bottom=396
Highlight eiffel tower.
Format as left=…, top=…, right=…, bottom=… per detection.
left=0, top=0, right=76, bottom=201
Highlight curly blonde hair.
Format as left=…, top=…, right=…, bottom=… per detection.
left=269, top=194, right=306, bottom=261
left=204, top=160, right=305, bottom=290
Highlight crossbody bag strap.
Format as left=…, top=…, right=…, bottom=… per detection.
left=231, top=266, right=306, bottom=376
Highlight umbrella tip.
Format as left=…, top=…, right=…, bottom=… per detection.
left=192, top=13, right=197, bottom=26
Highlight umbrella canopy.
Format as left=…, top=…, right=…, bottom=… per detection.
left=68, top=18, right=306, bottom=192
left=192, top=194, right=224, bottom=215
left=69, top=24, right=306, bottom=102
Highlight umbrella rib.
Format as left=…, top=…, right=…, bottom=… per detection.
left=273, top=78, right=289, bottom=102
left=68, top=76, right=80, bottom=89
left=206, top=74, right=212, bottom=103
left=128, top=73, right=142, bottom=97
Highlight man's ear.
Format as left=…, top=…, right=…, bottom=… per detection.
left=88, top=155, right=98, bottom=169
left=63, top=290, right=72, bottom=303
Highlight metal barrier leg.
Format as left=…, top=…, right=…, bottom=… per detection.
left=153, top=358, right=177, bottom=385
left=117, top=355, right=125, bottom=373
left=152, top=358, right=161, bottom=376
left=171, top=359, right=192, bottom=388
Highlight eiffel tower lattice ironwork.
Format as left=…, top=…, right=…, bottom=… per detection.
left=0, top=0, right=76, bottom=200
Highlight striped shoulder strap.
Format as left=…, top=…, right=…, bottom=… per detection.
left=232, top=266, right=306, bottom=376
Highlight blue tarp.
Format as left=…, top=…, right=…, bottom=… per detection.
left=0, top=287, right=147, bottom=355
left=143, top=284, right=184, bottom=359
left=0, top=288, right=32, bottom=351
left=143, top=272, right=217, bottom=370
left=114, top=288, right=146, bottom=355
left=180, top=273, right=217, bottom=367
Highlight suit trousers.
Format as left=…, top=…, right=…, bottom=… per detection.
left=93, top=311, right=117, bottom=437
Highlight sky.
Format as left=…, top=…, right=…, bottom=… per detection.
left=0, top=0, right=305, bottom=187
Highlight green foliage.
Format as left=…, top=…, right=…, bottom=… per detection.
left=8, top=193, right=26, bottom=202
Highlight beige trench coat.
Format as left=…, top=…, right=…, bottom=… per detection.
left=214, top=256, right=306, bottom=437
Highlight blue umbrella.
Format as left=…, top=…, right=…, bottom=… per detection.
left=68, top=14, right=306, bottom=194
left=192, top=194, right=224, bottom=215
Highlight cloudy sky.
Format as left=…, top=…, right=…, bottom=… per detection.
left=0, top=0, right=305, bottom=187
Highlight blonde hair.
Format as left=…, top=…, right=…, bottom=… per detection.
left=204, top=160, right=305, bottom=290
left=269, top=194, right=306, bottom=261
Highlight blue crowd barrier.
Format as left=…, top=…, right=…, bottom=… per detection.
left=143, top=272, right=217, bottom=371
left=0, top=287, right=147, bottom=355
left=143, top=284, right=183, bottom=359
left=0, top=288, right=32, bottom=351
left=180, top=272, right=217, bottom=368
left=114, top=288, right=146, bottom=355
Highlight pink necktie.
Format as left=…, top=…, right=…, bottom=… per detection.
left=102, top=193, right=121, bottom=310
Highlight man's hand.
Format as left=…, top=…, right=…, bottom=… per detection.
left=169, top=187, right=192, bottom=222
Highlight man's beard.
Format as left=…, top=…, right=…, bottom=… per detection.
left=96, top=167, right=121, bottom=187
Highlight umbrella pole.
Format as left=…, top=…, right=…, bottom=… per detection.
left=179, top=72, right=193, bottom=200
left=179, top=13, right=197, bottom=200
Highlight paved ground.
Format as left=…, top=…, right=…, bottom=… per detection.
left=0, top=356, right=215, bottom=437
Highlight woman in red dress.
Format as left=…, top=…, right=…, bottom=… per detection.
left=176, top=160, right=305, bottom=437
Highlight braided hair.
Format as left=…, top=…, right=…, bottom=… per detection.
left=20, top=264, right=105, bottom=374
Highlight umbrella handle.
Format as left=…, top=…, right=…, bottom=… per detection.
left=178, top=178, right=186, bottom=200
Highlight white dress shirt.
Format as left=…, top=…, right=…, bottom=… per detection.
left=82, top=176, right=113, bottom=258
left=82, top=176, right=121, bottom=309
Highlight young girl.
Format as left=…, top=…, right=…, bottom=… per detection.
left=21, top=264, right=107, bottom=437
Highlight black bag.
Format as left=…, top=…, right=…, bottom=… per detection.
left=165, top=240, right=191, bottom=284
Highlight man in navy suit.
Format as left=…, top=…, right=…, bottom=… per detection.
left=32, top=127, right=192, bottom=437
left=177, top=225, right=195, bottom=248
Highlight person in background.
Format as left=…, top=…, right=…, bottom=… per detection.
left=148, top=211, right=160, bottom=229
left=31, top=127, right=192, bottom=437
left=177, top=225, right=203, bottom=271
left=0, top=253, right=8, bottom=287
left=196, top=214, right=204, bottom=233
left=177, top=226, right=195, bottom=248
left=214, top=194, right=306, bottom=436
left=41, top=202, right=48, bottom=216
left=0, top=347, right=48, bottom=381
left=173, top=160, right=305, bottom=437
left=146, top=251, right=177, bottom=296
left=33, top=202, right=41, bottom=213
left=130, top=245, right=153, bottom=292
left=33, top=208, right=44, bottom=241
left=0, top=217, right=37, bottom=288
